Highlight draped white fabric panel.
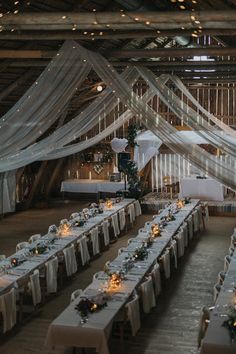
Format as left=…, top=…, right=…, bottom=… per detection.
left=137, top=67, right=236, bottom=158
left=0, top=40, right=236, bottom=192
left=0, top=171, right=16, bottom=214
left=0, top=41, right=91, bottom=157
left=73, top=43, right=236, bottom=190
left=152, top=153, right=234, bottom=191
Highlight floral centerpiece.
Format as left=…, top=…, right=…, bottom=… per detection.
left=31, top=244, right=47, bottom=255
left=75, top=297, right=107, bottom=319
left=133, top=245, right=148, bottom=261
left=166, top=210, right=176, bottom=221
left=145, top=236, right=154, bottom=248
left=184, top=197, right=191, bottom=204
left=222, top=305, right=236, bottom=342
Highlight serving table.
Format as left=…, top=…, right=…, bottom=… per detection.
left=179, top=177, right=224, bottom=201
left=200, top=250, right=236, bottom=354
left=61, top=179, right=127, bottom=195
left=45, top=199, right=200, bottom=354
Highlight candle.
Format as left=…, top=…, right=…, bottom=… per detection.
left=89, top=171, right=92, bottom=180
left=76, top=170, right=79, bottom=179
left=68, top=169, right=70, bottom=178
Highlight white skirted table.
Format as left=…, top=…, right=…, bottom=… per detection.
left=45, top=199, right=201, bottom=354
left=0, top=199, right=135, bottom=296
left=61, top=179, right=127, bottom=196
left=179, top=177, right=224, bottom=201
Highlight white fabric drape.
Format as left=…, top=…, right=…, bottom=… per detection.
left=0, top=41, right=91, bottom=157
left=134, top=131, right=162, bottom=171
left=0, top=171, right=16, bottom=214
left=137, top=67, right=236, bottom=158
left=74, top=43, right=236, bottom=190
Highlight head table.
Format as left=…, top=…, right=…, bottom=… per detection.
left=0, top=198, right=136, bottom=295
left=45, top=199, right=200, bottom=354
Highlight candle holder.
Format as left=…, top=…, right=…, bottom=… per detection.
left=105, top=199, right=113, bottom=209
left=151, top=223, right=161, bottom=238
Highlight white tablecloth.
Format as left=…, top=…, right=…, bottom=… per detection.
left=0, top=199, right=135, bottom=295
left=45, top=200, right=200, bottom=354
left=61, top=179, right=127, bottom=194
left=179, top=177, right=224, bottom=201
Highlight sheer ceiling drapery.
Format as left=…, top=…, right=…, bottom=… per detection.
left=0, top=40, right=236, bottom=191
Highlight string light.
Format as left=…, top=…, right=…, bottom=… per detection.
left=180, top=5, right=186, bottom=9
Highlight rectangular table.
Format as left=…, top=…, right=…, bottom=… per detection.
left=179, top=177, right=224, bottom=201
left=45, top=199, right=200, bottom=354
left=200, top=250, right=236, bottom=354
left=61, top=179, right=127, bottom=194
left=0, top=199, right=135, bottom=295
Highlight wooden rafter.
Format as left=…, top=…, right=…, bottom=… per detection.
left=1, top=11, right=236, bottom=31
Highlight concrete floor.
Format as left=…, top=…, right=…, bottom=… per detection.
left=0, top=199, right=235, bottom=354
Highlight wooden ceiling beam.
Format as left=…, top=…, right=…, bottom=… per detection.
left=109, top=47, right=236, bottom=58
left=0, top=50, right=55, bottom=58
left=1, top=11, right=236, bottom=31
left=0, top=47, right=236, bottom=59
left=5, top=59, right=236, bottom=68
left=0, top=29, right=236, bottom=40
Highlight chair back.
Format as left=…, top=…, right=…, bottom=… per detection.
left=28, top=234, right=41, bottom=243
left=16, top=241, right=30, bottom=252
left=90, top=227, right=100, bottom=256
left=102, top=220, right=110, bottom=246
left=125, top=293, right=141, bottom=336
left=151, top=263, right=162, bottom=297
left=63, top=244, right=78, bottom=277
left=140, top=276, right=156, bottom=314
left=134, top=200, right=142, bottom=217
left=29, top=269, right=42, bottom=306
left=77, top=236, right=90, bottom=266
left=112, top=213, right=120, bottom=237
left=118, top=208, right=126, bottom=231
left=45, top=257, right=58, bottom=293
left=70, top=289, right=83, bottom=303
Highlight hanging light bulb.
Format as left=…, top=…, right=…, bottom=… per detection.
left=96, top=85, right=103, bottom=92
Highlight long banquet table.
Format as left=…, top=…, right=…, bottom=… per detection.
left=45, top=199, right=200, bottom=354
left=179, top=177, right=224, bottom=201
left=0, top=199, right=135, bottom=295
left=200, top=249, right=236, bottom=354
